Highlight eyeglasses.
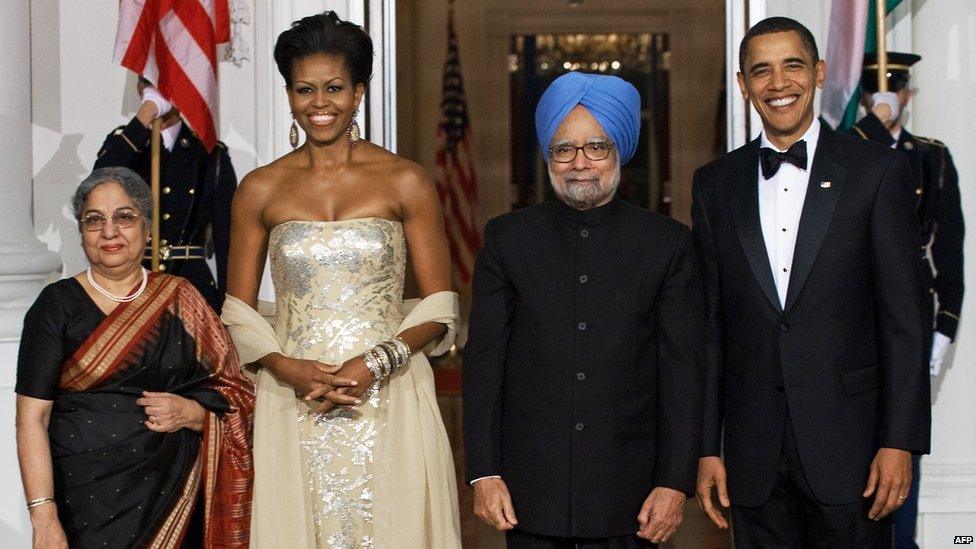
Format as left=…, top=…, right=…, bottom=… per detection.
left=80, top=211, right=142, bottom=232
left=548, top=141, right=614, bottom=163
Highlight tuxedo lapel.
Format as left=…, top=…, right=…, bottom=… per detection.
left=730, top=139, right=783, bottom=315
left=783, top=126, right=848, bottom=314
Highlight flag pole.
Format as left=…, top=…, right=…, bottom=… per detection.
left=150, top=117, right=162, bottom=272
left=875, top=0, right=889, bottom=93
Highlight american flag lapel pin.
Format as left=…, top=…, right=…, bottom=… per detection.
left=820, top=181, right=831, bottom=188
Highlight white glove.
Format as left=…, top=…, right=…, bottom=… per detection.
left=871, top=91, right=901, bottom=123
left=141, top=86, right=173, bottom=118
left=929, top=331, right=952, bottom=377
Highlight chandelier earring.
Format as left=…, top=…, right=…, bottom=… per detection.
left=289, top=113, right=300, bottom=150
left=347, top=108, right=361, bottom=146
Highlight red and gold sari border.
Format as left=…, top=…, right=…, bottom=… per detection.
left=60, top=273, right=181, bottom=391
left=58, top=274, right=254, bottom=548
left=147, top=458, right=203, bottom=549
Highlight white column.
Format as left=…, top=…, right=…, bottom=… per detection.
left=911, top=0, right=976, bottom=545
left=0, top=0, right=63, bottom=339
left=0, top=0, right=63, bottom=544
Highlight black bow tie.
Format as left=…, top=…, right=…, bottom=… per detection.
left=760, top=140, right=807, bottom=179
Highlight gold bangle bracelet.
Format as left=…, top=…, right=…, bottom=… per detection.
left=27, top=497, right=55, bottom=509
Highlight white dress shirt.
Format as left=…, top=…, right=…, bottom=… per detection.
left=758, top=118, right=821, bottom=307
left=161, top=120, right=182, bottom=152
left=889, top=127, right=902, bottom=149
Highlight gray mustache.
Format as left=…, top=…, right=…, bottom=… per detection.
left=564, top=175, right=601, bottom=183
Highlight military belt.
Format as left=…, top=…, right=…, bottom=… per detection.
left=144, top=245, right=207, bottom=261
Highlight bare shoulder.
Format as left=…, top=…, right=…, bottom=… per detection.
left=387, top=155, right=438, bottom=203
left=354, top=143, right=438, bottom=208
left=235, top=155, right=298, bottom=204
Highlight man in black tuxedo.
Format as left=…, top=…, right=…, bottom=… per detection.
left=463, top=72, right=705, bottom=548
left=692, top=17, right=930, bottom=548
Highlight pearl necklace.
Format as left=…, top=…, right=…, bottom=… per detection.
left=86, top=267, right=149, bottom=303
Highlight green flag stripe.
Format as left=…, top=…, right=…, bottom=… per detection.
left=865, top=0, right=905, bottom=54
left=837, top=0, right=904, bottom=131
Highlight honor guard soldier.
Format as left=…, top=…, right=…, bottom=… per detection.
left=94, top=78, right=237, bottom=312
left=854, top=51, right=966, bottom=549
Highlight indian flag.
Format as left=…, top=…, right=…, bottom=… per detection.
left=822, top=0, right=904, bottom=130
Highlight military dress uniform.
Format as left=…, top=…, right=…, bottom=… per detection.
left=855, top=51, right=965, bottom=340
left=853, top=110, right=965, bottom=340
left=94, top=117, right=237, bottom=312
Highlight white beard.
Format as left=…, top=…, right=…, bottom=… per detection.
left=549, top=160, right=621, bottom=210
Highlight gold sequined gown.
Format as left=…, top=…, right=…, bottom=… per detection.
left=270, top=218, right=406, bottom=549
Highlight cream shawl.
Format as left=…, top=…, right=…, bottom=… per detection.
left=221, top=292, right=462, bottom=548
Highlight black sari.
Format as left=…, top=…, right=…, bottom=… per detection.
left=17, top=274, right=253, bottom=548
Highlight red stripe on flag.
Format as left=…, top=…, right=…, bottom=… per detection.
left=171, top=1, right=218, bottom=69
left=215, top=0, right=230, bottom=43
left=440, top=180, right=480, bottom=253
left=154, top=38, right=218, bottom=150
left=119, top=0, right=160, bottom=74
left=436, top=149, right=480, bottom=252
left=449, top=151, right=479, bottom=214
left=443, top=227, right=473, bottom=283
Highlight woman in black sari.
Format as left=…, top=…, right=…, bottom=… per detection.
left=15, top=167, right=253, bottom=549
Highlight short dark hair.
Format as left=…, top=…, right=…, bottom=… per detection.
left=274, top=11, right=373, bottom=88
left=739, top=17, right=819, bottom=73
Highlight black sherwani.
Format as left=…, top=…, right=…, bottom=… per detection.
left=463, top=197, right=705, bottom=539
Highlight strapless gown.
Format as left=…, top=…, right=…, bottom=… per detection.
left=264, top=218, right=460, bottom=548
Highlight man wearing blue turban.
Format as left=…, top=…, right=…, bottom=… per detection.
left=464, top=72, right=706, bottom=548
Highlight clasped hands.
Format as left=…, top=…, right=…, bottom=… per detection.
left=268, top=353, right=374, bottom=413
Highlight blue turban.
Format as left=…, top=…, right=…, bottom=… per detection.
left=535, top=72, right=642, bottom=165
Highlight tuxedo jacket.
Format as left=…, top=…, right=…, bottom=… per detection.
left=691, top=125, right=931, bottom=507
left=463, top=198, right=705, bottom=537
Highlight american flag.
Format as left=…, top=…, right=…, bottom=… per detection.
left=434, top=7, right=480, bottom=286
left=114, top=0, right=230, bottom=152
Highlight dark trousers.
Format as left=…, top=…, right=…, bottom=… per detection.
left=892, top=455, right=922, bottom=548
left=506, top=528, right=654, bottom=548
left=731, top=413, right=892, bottom=548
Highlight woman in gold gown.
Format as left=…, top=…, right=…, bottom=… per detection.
left=221, top=11, right=461, bottom=549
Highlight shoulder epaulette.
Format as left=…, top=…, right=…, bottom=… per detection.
left=914, top=136, right=946, bottom=148
left=111, top=126, right=127, bottom=135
